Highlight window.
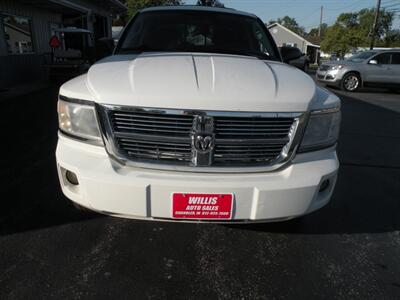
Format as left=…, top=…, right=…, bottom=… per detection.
left=391, top=53, right=400, bottom=64
left=374, top=53, right=391, bottom=64
left=117, top=11, right=279, bottom=60
left=347, top=51, right=377, bottom=62
left=253, top=22, right=274, bottom=55
left=2, top=14, right=34, bottom=54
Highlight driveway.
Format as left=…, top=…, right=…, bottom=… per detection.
left=0, top=81, right=400, bottom=299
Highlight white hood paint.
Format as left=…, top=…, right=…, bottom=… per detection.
left=60, top=53, right=336, bottom=112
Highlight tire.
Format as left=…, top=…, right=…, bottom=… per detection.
left=341, top=72, right=361, bottom=92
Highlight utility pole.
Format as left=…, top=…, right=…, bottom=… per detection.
left=318, top=6, right=323, bottom=39
left=370, top=0, right=381, bottom=50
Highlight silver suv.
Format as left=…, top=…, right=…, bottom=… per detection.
left=316, top=50, right=400, bottom=92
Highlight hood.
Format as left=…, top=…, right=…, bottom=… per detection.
left=82, top=53, right=317, bottom=112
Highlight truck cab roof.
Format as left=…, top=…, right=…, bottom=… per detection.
left=140, top=5, right=256, bottom=18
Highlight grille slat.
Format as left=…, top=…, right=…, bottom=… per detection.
left=126, top=152, right=191, bottom=161
left=114, top=121, right=193, bottom=129
left=114, top=125, right=191, bottom=134
left=121, top=145, right=191, bottom=152
left=106, top=108, right=296, bottom=167
left=126, top=149, right=191, bottom=157
left=215, top=116, right=292, bottom=139
left=217, top=126, right=290, bottom=134
left=217, top=124, right=292, bottom=128
left=119, top=138, right=189, bottom=147
left=113, top=112, right=193, bottom=121
left=217, top=144, right=285, bottom=148
left=111, top=110, right=193, bottom=137
left=216, top=149, right=283, bottom=154
left=214, top=156, right=276, bottom=162
left=217, top=131, right=289, bottom=135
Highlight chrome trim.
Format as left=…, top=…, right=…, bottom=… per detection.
left=59, top=95, right=94, bottom=106
left=96, top=105, right=309, bottom=173
left=311, top=107, right=340, bottom=115
left=58, top=131, right=104, bottom=147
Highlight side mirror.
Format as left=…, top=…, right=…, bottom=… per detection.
left=280, top=46, right=303, bottom=63
left=95, top=38, right=115, bottom=61
left=369, top=59, right=378, bottom=65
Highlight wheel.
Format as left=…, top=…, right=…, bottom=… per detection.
left=341, top=72, right=361, bottom=92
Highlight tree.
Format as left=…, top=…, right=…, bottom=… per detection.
left=197, top=0, right=224, bottom=7
left=382, top=30, right=400, bottom=47
left=321, top=24, right=356, bottom=57
left=125, top=0, right=183, bottom=17
left=268, top=16, right=305, bottom=36
left=307, top=23, right=328, bottom=44
left=320, top=8, right=395, bottom=55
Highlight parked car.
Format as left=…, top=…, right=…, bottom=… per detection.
left=316, top=49, right=400, bottom=92
left=329, top=52, right=341, bottom=61
left=56, top=6, right=341, bottom=223
left=280, top=46, right=309, bottom=72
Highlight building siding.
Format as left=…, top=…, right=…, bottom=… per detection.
left=0, top=0, right=122, bottom=88
left=0, top=0, right=62, bottom=55
left=0, top=0, right=62, bottom=87
left=269, top=24, right=307, bottom=53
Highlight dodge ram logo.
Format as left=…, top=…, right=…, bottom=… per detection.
left=191, top=116, right=215, bottom=166
left=194, top=135, right=214, bottom=152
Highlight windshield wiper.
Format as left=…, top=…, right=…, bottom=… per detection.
left=117, top=46, right=272, bottom=60
left=117, top=45, right=164, bottom=54
left=206, top=48, right=272, bottom=60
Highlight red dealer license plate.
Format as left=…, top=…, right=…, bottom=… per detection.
left=172, top=193, right=233, bottom=220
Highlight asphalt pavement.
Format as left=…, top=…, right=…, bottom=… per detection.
left=0, top=77, right=400, bottom=299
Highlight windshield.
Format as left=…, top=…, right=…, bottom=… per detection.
left=346, top=51, right=377, bottom=62
left=117, top=10, right=279, bottom=60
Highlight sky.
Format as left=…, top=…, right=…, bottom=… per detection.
left=185, top=0, right=400, bottom=32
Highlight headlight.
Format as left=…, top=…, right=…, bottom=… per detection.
left=299, top=108, right=341, bottom=152
left=329, top=65, right=343, bottom=70
left=58, top=97, right=103, bottom=145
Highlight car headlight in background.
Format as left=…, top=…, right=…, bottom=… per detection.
left=299, top=108, right=341, bottom=152
left=58, top=97, right=103, bottom=145
left=329, top=65, right=344, bottom=70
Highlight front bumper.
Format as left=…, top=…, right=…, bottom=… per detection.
left=316, top=69, right=343, bottom=86
left=56, top=134, right=339, bottom=223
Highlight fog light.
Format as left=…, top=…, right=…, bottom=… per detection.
left=66, top=170, right=79, bottom=185
left=319, top=179, right=330, bottom=192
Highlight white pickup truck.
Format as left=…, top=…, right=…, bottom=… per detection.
left=56, top=6, right=340, bottom=223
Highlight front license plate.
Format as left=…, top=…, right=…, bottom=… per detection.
left=172, top=193, right=233, bottom=220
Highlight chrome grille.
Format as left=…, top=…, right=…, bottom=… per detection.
left=111, top=110, right=193, bottom=137
left=214, top=141, right=288, bottom=165
left=214, top=116, right=294, bottom=139
left=116, top=137, right=192, bottom=162
left=98, top=105, right=304, bottom=171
